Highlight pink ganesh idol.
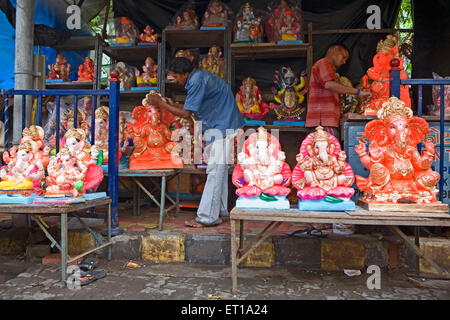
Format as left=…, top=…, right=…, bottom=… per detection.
left=292, top=126, right=355, bottom=210
left=354, top=97, right=447, bottom=211
left=232, top=127, right=292, bottom=209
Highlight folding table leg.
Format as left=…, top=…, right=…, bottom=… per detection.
left=231, top=219, right=238, bottom=296
left=176, top=174, right=180, bottom=217
left=61, top=213, right=68, bottom=284
left=159, top=176, right=166, bottom=231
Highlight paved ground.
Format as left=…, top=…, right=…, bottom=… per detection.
left=0, top=256, right=448, bottom=300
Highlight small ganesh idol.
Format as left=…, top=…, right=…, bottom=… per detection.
left=266, top=0, right=303, bottom=43
left=4, top=125, right=50, bottom=170
left=200, top=54, right=224, bottom=79
left=201, top=0, right=233, bottom=28
left=76, top=57, right=94, bottom=82
left=94, top=106, right=109, bottom=165
left=139, top=25, right=159, bottom=44
left=119, top=111, right=135, bottom=168
left=233, top=3, right=264, bottom=43
left=235, top=77, right=269, bottom=123
left=136, top=57, right=158, bottom=87
left=0, top=141, right=45, bottom=195
left=360, top=35, right=411, bottom=115
left=114, top=62, right=137, bottom=90
left=232, top=127, right=292, bottom=209
left=354, top=97, right=447, bottom=211
left=45, top=148, right=86, bottom=197
left=47, top=53, right=71, bottom=82
left=292, top=126, right=356, bottom=210
left=127, top=91, right=183, bottom=169
left=114, top=17, right=139, bottom=44
left=171, top=5, right=199, bottom=30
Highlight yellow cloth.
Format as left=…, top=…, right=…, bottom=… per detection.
left=0, top=179, right=33, bottom=190
left=281, top=33, right=297, bottom=41
left=237, top=101, right=261, bottom=114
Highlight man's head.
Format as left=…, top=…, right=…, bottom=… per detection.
left=168, top=57, right=194, bottom=86
left=326, top=43, right=350, bottom=67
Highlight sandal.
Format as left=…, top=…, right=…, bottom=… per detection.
left=286, top=228, right=328, bottom=238
left=79, top=269, right=106, bottom=286
left=77, top=257, right=99, bottom=272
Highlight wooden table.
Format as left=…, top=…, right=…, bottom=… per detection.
left=0, top=197, right=112, bottom=283
left=110, top=169, right=181, bottom=230
left=230, top=206, right=450, bottom=295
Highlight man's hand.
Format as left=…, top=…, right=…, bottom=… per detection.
left=146, top=92, right=163, bottom=107
left=359, top=91, right=372, bottom=103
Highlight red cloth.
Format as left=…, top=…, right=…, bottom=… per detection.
left=305, top=58, right=340, bottom=128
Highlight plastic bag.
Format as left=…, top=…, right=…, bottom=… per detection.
left=265, top=0, right=303, bottom=43
left=201, top=0, right=234, bottom=28
left=233, top=3, right=266, bottom=43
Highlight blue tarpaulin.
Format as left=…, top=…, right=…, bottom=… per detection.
left=0, top=0, right=92, bottom=89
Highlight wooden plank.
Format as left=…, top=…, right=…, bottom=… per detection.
left=358, top=200, right=449, bottom=213
left=0, top=198, right=111, bottom=214
left=348, top=206, right=450, bottom=219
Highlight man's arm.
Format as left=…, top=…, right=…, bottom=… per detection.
left=324, top=80, right=372, bottom=99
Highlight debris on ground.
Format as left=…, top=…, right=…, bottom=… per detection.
left=158, top=273, right=176, bottom=278
left=208, top=294, right=226, bottom=299
left=344, top=270, right=361, bottom=277
left=126, top=262, right=140, bottom=268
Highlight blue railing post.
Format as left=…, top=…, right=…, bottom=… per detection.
left=4, top=94, right=8, bottom=149
left=106, top=70, right=123, bottom=236
left=389, top=58, right=401, bottom=98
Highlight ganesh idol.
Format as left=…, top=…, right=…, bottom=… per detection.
left=0, top=140, right=45, bottom=195
left=292, top=126, right=356, bottom=210
left=3, top=125, right=50, bottom=170
left=232, top=127, right=292, bottom=209
left=354, top=97, right=446, bottom=210
left=47, top=128, right=104, bottom=195
left=127, top=91, right=183, bottom=170
left=93, top=106, right=109, bottom=164
left=235, top=77, right=269, bottom=123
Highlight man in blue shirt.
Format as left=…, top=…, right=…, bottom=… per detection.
left=148, top=57, right=245, bottom=227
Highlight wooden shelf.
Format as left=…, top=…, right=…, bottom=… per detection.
left=231, top=42, right=311, bottom=60
left=105, top=45, right=159, bottom=62
left=45, top=82, right=107, bottom=90
left=163, top=29, right=228, bottom=48
left=341, top=113, right=450, bottom=123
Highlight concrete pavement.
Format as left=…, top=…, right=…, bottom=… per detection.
left=0, top=256, right=448, bottom=300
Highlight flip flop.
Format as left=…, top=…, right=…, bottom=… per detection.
left=77, top=257, right=99, bottom=272
left=184, top=218, right=222, bottom=228
left=286, top=228, right=327, bottom=238
left=79, top=269, right=106, bottom=286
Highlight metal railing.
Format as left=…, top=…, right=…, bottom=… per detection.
left=390, top=59, right=450, bottom=201
left=1, top=72, right=121, bottom=232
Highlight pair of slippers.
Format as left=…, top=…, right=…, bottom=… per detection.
left=285, top=228, right=328, bottom=238
left=76, top=258, right=106, bottom=286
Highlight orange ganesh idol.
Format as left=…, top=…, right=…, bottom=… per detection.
left=232, top=127, right=292, bottom=209
left=127, top=91, right=183, bottom=170
left=292, top=126, right=355, bottom=210
left=355, top=97, right=447, bottom=211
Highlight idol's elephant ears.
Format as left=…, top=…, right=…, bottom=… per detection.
left=364, top=120, right=389, bottom=147
left=408, top=117, right=430, bottom=146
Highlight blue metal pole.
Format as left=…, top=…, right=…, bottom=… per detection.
left=105, top=70, right=123, bottom=236
left=389, top=58, right=401, bottom=98
left=38, top=95, right=43, bottom=126
left=418, top=85, right=423, bottom=154
left=73, top=95, right=78, bottom=128
left=56, top=95, right=61, bottom=153
left=4, top=95, right=8, bottom=149
left=91, top=95, right=96, bottom=145
left=439, top=85, right=444, bottom=201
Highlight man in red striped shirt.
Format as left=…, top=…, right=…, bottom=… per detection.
left=305, top=43, right=371, bottom=139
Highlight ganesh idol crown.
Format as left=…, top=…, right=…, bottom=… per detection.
left=355, top=96, right=448, bottom=212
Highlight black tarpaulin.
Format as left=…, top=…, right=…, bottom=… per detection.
left=113, top=0, right=402, bottom=88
